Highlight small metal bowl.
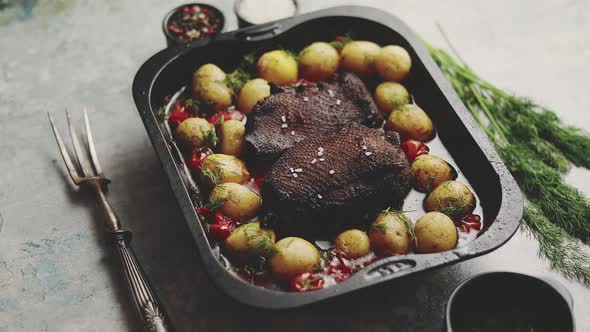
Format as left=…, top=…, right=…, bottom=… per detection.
left=162, top=3, right=225, bottom=47
left=446, top=271, right=575, bottom=332
left=234, top=0, right=298, bottom=28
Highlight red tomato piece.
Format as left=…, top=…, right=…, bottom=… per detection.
left=460, top=214, right=482, bottom=232
left=208, top=212, right=236, bottom=241
left=168, top=101, right=192, bottom=127
left=196, top=207, right=211, bottom=218
left=186, top=147, right=213, bottom=172
left=207, top=110, right=245, bottom=126
left=401, top=139, right=430, bottom=161
left=290, top=273, right=325, bottom=292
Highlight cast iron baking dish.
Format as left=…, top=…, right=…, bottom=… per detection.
left=132, top=6, right=523, bottom=309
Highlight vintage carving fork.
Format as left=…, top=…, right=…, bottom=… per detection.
left=48, top=110, right=171, bottom=332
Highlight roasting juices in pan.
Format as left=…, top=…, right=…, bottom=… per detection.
left=158, top=37, right=483, bottom=292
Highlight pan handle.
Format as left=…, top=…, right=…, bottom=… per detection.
left=349, top=257, right=419, bottom=284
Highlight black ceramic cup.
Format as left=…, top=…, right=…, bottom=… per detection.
left=446, top=271, right=575, bottom=332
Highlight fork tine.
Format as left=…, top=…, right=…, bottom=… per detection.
left=48, top=113, right=81, bottom=184
left=83, top=108, right=104, bottom=177
left=66, top=111, right=93, bottom=177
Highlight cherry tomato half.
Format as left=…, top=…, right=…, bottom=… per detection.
left=290, top=273, right=325, bottom=292
left=186, top=147, right=213, bottom=172
left=401, top=139, right=430, bottom=161
left=168, top=101, right=192, bottom=127
left=207, top=110, right=245, bottom=126
left=459, top=214, right=482, bottom=232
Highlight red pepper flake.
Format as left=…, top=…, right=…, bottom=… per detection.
left=290, top=272, right=325, bottom=292
left=168, top=24, right=184, bottom=35
left=401, top=139, right=430, bottom=161
left=186, top=147, right=213, bottom=172
left=459, top=214, right=482, bottom=232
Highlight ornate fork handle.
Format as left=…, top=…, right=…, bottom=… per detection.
left=91, top=181, right=171, bottom=332
left=49, top=112, right=172, bottom=331
left=114, top=230, right=170, bottom=332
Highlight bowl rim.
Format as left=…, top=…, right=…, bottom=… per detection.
left=234, top=0, right=299, bottom=27
left=445, top=271, right=575, bottom=331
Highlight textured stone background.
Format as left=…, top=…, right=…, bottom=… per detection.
left=0, top=0, right=589, bottom=331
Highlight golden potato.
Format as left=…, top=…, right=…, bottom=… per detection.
left=414, top=212, right=458, bottom=253
left=269, top=237, right=320, bottom=280
left=200, top=154, right=250, bottom=186
left=368, top=210, right=414, bottom=257
left=219, top=120, right=245, bottom=157
left=209, top=183, right=261, bottom=222
left=237, top=78, right=270, bottom=114
left=194, top=63, right=225, bottom=81
left=339, top=41, right=381, bottom=78
left=192, top=64, right=232, bottom=111
left=375, top=45, right=412, bottom=82
left=256, top=50, right=298, bottom=85
left=411, top=155, right=455, bottom=192
left=335, top=229, right=370, bottom=258
left=374, top=82, right=411, bottom=114
left=298, top=42, right=339, bottom=81
left=225, top=221, right=276, bottom=259
left=386, top=104, right=434, bottom=142
left=424, top=180, right=476, bottom=220
left=175, top=117, right=216, bottom=149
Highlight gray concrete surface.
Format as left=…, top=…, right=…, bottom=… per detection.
left=0, top=0, right=589, bottom=331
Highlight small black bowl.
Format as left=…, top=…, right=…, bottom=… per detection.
left=234, top=0, right=298, bottom=28
left=162, top=3, right=225, bottom=47
left=446, top=271, right=575, bottom=332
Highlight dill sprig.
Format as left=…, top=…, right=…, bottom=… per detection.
left=427, top=40, right=590, bottom=284
left=226, top=51, right=258, bottom=93
left=523, top=204, right=590, bottom=284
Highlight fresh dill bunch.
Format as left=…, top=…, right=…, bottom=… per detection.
left=535, top=109, right=590, bottom=168
left=497, top=143, right=590, bottom=242
left=427, top=40, right=590, bottom=282
left=523, top=203, right=590, bottom=285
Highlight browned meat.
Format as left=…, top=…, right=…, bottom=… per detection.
left=262, top=124, right=411, bottom=236
left=244, top=72, right=383, bottom=162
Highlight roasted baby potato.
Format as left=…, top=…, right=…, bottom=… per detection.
left=209, top=183, right=261, bottom=222
left=192, top=64, right=233, bottom=111
left=200, top=154, right=250, bottom=186
left=237, top=78, right=271, bottom=114
left=339, top=40, right=381, bottom=78
left=374, top=81, right=410, bottom=114
left=256, top=50, right=298, bottom=85
left=411, top=155, right=455, bottom=192
left=424, top=180, right=476, bottom=219
left=368, top=210, right=414, bottom=257
left=219, top=119, right=245, bottom=157
left=386, top=104, right=434, bottom=142
left=335, top=229, right=370, bottom=258
left=269, top=237, right=320, bottom=280
left=375, top=45, right=412, bottom=82
left=175, top=117, right=216, bottom=149
left=225, top=221, right=276, bottom=259
left=298, top=42, right=339, bottom=81
left=414, top=212, right=458, bottom=253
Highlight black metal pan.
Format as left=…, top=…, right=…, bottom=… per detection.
left=132, top=6, right=523, bottom=309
